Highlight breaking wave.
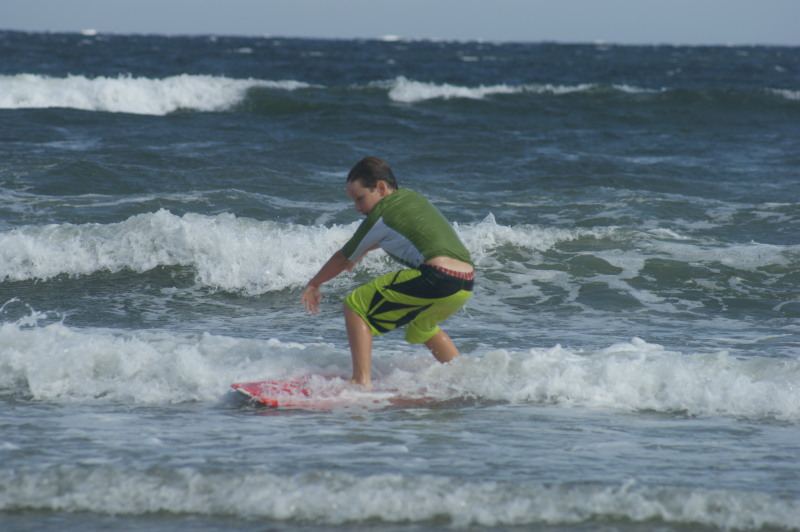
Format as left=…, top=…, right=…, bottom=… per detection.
left=0, top=210, right=615, bottom=294
left=1, top=309, right=798, bottom=421
left=0, top=74, right=310, bottom=115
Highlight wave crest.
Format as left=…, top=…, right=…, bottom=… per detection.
left=384, top=76, right=656, bottom=103
left=0, top=210, right=351, bottom=293
left=418, top=338, right=800, bottom=421
left=0, top=74, right=310, bottom=115
left=0, top=210, right=598, bottom=293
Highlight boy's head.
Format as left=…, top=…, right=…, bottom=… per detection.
left=346, top=157, right=398, bottom=191
left=345, top=157, right=398, bottom=215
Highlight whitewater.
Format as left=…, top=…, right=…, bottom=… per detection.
left=0, top=73, right=310, bottom=115
left=2, top=312, right=800, bottom=421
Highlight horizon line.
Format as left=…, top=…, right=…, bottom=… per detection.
left=2, top=27, right=798, bottom=49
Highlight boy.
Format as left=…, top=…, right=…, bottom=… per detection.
left=301, top=157, right=475, bottom=386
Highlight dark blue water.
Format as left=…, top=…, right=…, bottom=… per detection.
left=1, top=31, right=799, bottom=531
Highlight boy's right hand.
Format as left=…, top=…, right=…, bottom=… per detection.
left=301, top=284, right=321, bottom=314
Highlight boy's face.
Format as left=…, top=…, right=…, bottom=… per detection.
left=346, top=180, right=391, bottom=215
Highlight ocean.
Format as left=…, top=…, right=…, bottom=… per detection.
left=1, top=30, right=799, bottom=531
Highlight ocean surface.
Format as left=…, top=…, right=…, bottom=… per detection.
left=1, top=30, right=799, bottom=531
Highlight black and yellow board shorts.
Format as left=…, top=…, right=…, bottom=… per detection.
left=345, top=264, right=474, bottom=344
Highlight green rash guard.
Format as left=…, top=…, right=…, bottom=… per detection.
left=341, top=188, right=472, bottom=268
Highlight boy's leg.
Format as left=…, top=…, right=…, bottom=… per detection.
left=424, top=329, right=459, bottom=363
left=344, top=304, right=373, bottom=386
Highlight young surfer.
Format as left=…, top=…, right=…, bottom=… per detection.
left=301, top=157, right=474, bottom=386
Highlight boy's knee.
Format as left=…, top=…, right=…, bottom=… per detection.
left=424, top=330, right=459, bottom=363
left=405, top=323, right=440, bottom=345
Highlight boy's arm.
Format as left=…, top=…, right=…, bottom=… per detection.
left=345, top=243, right=378, bottom=271
left=301, top=250, right=354, bottom=314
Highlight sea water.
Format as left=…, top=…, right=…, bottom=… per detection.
left=1, top=31, right=799, bottom=531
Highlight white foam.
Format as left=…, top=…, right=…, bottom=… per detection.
left=2, top=209, right=795, bottom=314
left=0, top=209, right=352, bottom=293
left=0, top=316, right=340, bottom=404
left=0, top=211, right=612, bottom=293
left=0, top=74, right=310, bottom=115
left=5, top=208, right=791, bottom=298
left=387, top=76, right=521, bottom=103
left=1, top=467, right=797, bottom=529
left=642, top=237, right=798, bottom=270
left=461, top=213, right=618, bottom=263
left=415, top=338, right=800, bottom=421
left=555, top=225, right=799, bottom=299
left=384, top=77, right=656, bottom=103
left=612, top=83, right=663, bottom=94
left=0, top=73, right=673, bottom=111
left=769, top=88, right=800, bottom=101
left=2, top=311, right=798, bottom=421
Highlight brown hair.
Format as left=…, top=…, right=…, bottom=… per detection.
left=346, top=157, right=399, bottom=190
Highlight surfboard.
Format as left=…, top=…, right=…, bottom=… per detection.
left=230, top=375, right=429, bottom=409
left=231, top=375, right=323, bottom=408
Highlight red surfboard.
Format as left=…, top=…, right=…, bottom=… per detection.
left=231, top=375, right=435, bottom=409
left=231, top=375, right=322, bottom=408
